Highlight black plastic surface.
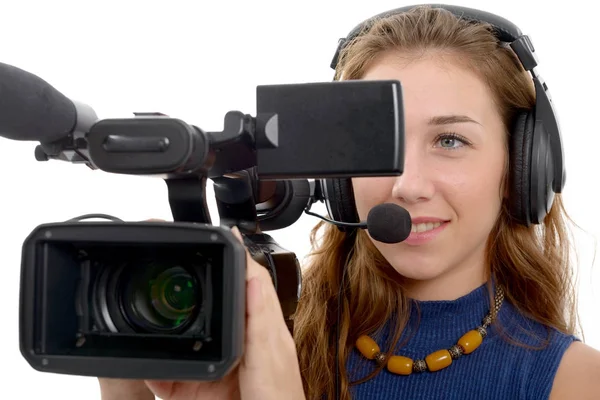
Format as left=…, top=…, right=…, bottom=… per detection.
left=19, top=221, right=246, bottom=380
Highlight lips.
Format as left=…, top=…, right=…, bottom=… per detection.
left=410, top=217, right=449, bottom=224
left=403, top=219, right=450, bottom=245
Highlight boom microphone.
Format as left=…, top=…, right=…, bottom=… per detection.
left=366, top=203, right=412, bottom=243
left=0, top=62, right=97, bottom=143
left=305, top=202, right=412, bottom=244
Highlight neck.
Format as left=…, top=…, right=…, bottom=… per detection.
left=402, top=255, right=489, bottom=301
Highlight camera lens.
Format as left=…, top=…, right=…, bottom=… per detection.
left=122, top=264, right=201, bottom=332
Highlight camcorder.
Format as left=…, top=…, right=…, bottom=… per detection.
left=0, top=62, right=405, bottom=381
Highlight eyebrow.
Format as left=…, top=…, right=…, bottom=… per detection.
left=428, top=115, right=481, bottom=126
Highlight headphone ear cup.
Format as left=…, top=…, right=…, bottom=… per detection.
left=529, top=116, right=556, bottom=224
left=509, top=111, right=556, bottom=226
left=509, top=112, right=533, bottom=226
left=321, top=178, right=359, bottom=231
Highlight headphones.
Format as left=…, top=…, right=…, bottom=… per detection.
left=318, top=4, right=566, bottom=229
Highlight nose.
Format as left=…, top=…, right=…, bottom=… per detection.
left=391, top=145, right=435, bottom=205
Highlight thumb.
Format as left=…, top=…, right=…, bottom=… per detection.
left=230, top=226, right=244, bottom=243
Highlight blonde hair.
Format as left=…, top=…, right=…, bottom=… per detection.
left=292, top=6, right=579, bottom=400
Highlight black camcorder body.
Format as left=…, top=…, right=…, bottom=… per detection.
left=20, top=221, right=247, bottom=380
left=0, top=61, right=405, bottom=381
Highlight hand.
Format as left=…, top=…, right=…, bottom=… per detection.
left=98, top=378, right=155, bottom=400
left=99, top=226, right=305, bottom=400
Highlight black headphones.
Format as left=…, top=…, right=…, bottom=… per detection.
left=318, top=4, right=566, bottom=229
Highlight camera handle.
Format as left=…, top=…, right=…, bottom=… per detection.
left=162, top=109, right=278, bottom=227
left=164, top=176, right=213, bottom=224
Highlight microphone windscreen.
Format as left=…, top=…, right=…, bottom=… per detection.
left=366, top=203, right=411, bottom=243
left=0, top=62, right=77, bottom=142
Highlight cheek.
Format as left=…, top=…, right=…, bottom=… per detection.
left=351, top=177, right=393, bottom=219
left=438, top=158, right=504, bottom=216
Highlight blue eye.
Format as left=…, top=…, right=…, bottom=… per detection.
left=435, top=133, right=471, bottom=150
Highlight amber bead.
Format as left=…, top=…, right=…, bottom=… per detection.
left=356, top=335, right=380, bottom=359
left=457, top=330, right=483, bottom=354
left=387, top=355, right=413, bottom=375
left=425, top=349, right=452, bottom=372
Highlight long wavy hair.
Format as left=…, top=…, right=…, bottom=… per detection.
left=292, top=6, right=580, bottom=400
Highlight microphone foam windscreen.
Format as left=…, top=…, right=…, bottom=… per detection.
left=0, top=62, right=77, bottom=142
left=367, top=203, right=412, bottom=244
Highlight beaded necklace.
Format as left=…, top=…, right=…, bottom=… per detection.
left=355, top=285, right=505, bottom=375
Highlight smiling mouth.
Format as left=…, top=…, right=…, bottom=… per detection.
left=410, top=221, right=447, bottom=233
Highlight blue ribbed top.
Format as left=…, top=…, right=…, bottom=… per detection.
left=345, top=283, right=578, bottom=399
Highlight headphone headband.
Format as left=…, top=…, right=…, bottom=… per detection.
left=330, top=4, right=523, bottom=70
left=329, top=3, right=565, bottom=195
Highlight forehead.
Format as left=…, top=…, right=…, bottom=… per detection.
left=360, top=51, right=498, bottom=124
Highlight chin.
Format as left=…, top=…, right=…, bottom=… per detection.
left=380, top=249, right=451, bottom=282
left=390, top=264, right=449, bottom=282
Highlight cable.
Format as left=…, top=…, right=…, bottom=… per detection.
left=334, top=234, right=356, bottom=400
left=65, top=213, right=123, bottom=222
left=335, top=265, right=347, bottom=400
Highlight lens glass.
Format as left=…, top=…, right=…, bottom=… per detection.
left=124, top=264, right=200, bottom=332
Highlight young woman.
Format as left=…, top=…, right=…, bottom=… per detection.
left=99, top=5, right=600, bottom=400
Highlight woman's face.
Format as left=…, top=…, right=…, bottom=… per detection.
left=351, top=51, right=507, bottom=299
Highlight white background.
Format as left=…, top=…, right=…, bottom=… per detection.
left=0, top=1, right=598, bottom=398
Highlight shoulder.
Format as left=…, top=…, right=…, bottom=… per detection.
left=549, top=340, right=600, bottom=399
left=493, top=303, right=583, bottom=398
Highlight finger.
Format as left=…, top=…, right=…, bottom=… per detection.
left=144, top=381, right=200, bottom=399
left=230, top=225, right=244, bottom=242
left=245, top=270, right=287, bottom=336
left=229, top=226, right=280, bottom=314
left=98, top=378, right=155, bottom=400
left=145, top=372, right=241, bottom=400
left=144, top=380, right=174, bottom=399
left=246, top=275, right=266, bottom=318
left=243, top=260, right=288, bottom=343
left=227, top=228, right=294, bottom=376
left=242, top=277, right=295, bottom=377
left=230, top=227, right=271, bottom=282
